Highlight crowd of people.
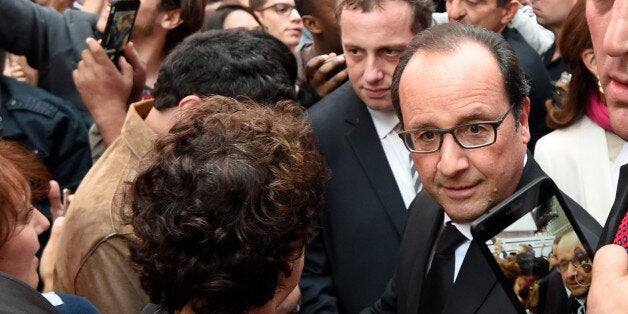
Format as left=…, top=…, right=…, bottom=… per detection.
left=0, top=0, right=626, bottom=313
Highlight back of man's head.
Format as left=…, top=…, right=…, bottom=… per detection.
left=152, top=29, right=298, bottom=110
left=160, top=0, right=205, bottom=53
left=336, top=0, right=433, bottom=34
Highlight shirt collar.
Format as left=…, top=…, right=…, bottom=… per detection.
left=443, top=214, right=473, bottom=241
left=367, top=108, right=400, bottom=139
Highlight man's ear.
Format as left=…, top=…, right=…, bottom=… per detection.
left=581, top=48, right=598, bottom=77
left=178, top=95, right=202, bottom=110
left=161, top=9, right=183, bottom=30
left=500, top=0, right=519, bottom=26
left=519, top=97, right=531, bottom=145
left=302, top=15, right=322, bottom=34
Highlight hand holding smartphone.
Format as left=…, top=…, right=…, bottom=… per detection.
left=101, top=0, right=140, bottom=63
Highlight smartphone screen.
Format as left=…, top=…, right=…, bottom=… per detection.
left=472, top=177, right=593, bottom=314
left=101, top=0, right=140, bottom=62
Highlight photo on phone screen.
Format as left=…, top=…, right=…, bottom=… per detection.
left=101, top=0, right=140, bottom=62
left=471, top=177, right=593, bottom=314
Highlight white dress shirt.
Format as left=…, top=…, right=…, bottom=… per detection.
left=367, top=108, right=417, bottom=208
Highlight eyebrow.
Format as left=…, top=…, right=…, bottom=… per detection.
left=408, top=110, right=498, bottom=130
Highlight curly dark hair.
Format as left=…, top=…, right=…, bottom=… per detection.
left=127, top=96, right=328, bottom=313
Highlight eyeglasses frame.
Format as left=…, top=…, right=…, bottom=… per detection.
left=255, top=3, right=297, bottom=16
left=398, top=104, right=516, bottom=154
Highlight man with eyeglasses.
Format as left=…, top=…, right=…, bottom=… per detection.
left=364, top=22, right=600, bottom=313
left=555, top=230, right=592, bottom=313
left=299, top=0, right=433, bottom=313
left=250, top=0, right=304, bottom=52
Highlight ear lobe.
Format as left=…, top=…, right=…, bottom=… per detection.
left=302, top=15, right=322, bottom=34
left=161, top=9, right=183, bottom=30
left=178, top=95, right=202, bottom=110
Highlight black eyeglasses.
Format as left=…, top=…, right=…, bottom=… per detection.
left=256, top=3, right=297, bottom=16
left=398, top=105, right=515, bottom=153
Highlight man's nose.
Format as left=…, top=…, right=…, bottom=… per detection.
left=289, top=7, right=301, bottom=22
left=363, top=56, right=384, bottom=83
left=447, top=0, right=466, bottom=21
left=603, top=0, right=628, bottom=58
left=436, top=134, right=469, bottom=177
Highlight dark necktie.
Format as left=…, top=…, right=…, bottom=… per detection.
left=419, top=222, right=467, bottom=313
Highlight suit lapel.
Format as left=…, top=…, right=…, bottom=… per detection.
left=404, top=194, right=443, bottom=313
left=519, top=152, right=546, bottom=188
left=344, top=98, right=407, bottom=236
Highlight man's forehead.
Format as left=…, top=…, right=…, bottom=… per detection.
left=400, top=43, right=501, bottom=88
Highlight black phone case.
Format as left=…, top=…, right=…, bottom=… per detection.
left=101, top=0, right=140, bottom=62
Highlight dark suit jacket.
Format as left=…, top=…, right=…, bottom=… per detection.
left=598, top=164, right=628, bottom=248
left=0, top=273, right=59, bottom=313
left=536, top=270, right=569, bottom=314
left=503, top=27, right=553, bottom=153
left=364, top=157, right=601, bottom=313
left=300, top=82, right=408, bottom=314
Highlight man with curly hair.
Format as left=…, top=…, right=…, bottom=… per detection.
left=130, top=96, right=328, bottom=314
left=53, top=30, right=299, bottom=313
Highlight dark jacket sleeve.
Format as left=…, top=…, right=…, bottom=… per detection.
left=299, top=226, right=341, bottom=314
left=1, top=77, right=92, bottom=191
left=0, top=0, right=97, bottom=69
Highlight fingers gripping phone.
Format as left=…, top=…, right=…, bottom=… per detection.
left=101, top=0, right=140, bottom=63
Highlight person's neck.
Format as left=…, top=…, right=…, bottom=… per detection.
left=144, top=106, right=177, bottom=135
left=551, top=27, right=563, bottom=61
left=133, top=36, right=168, bottom=89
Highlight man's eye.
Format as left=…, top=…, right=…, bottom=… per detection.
left=418, top=131, right=437, bottom=141
left=384, top=49, right=398, bottom=57
left=466, top=124, right=490, bottom=135
left=348, top=49, right=362, bottom=57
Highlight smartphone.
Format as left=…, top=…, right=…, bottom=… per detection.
left=101, top=0, right=140, bottom=63
left=322, top=53, right=347, bottom=81
left=471, top=177, right=594, bottom=314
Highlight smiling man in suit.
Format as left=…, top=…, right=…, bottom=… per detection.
left=364, top=22, right=600, bottom=313
left=299, top=0, right=433, bottom=313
